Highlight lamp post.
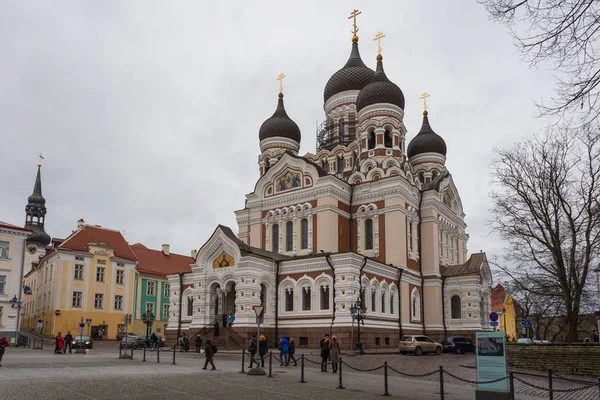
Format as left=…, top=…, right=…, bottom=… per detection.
left=141, top=310, right=154, bottom=350
left=10, top=295, right=23, bottom=346
left=501, top=306, right=507, bottom=337
left=350, top=293, right=367, bottom=355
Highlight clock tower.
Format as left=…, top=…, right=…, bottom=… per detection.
left=23, top=162, right=51, bottom=275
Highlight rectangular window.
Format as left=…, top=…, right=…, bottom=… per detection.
left=0, top=275, right=5, bottom=294
left=300, top=218, right=308, bottom=250
left=285, top=221, right=293, bottom=252
left=114, top=295, right=123, bottom=310
left=147, top=281, right=156, bottom=296
left=96, top=267, right=105, bottom=282
left=271, top=224, right=279, bottom=253
left=408, top=221, right=413, bottom=252
left=163, top=304, right=169, bottom=319
left=302, top=287, right=311, bottom=311
left=115, top=270, right=124, bottom=285
left=364, top=219, right=374, bottom=250
left=74, top=264, right=84, bottom=280
left=145, top=302, right=155, bottom=315
left=72, top=291, right=82, bottom=308
left=320, top=286, right=330, bottom=310
left=94, top=293, right=104, bottom=309
left=164, top=283, right=170, bottom=298
left=0, top=241, right=8, bottom=258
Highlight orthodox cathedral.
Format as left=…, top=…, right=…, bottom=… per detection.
left=166, top=13, right=493, bottom=349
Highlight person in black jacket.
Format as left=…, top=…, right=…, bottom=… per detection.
left=258, top=335, right=268, bottom=367
left=202, top=340, right=216, bottom=370
left=195, top=334, right=203, bottom=353
left=63, top=332, right=73, bottom=354
left=248, top=335, right=258, bottom=368
left=319, top=334, right=330, bottom=372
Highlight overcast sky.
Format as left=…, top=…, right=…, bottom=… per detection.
left=0, top=1, right=553, bottom=263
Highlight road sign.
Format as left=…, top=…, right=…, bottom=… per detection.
left=252, top=305, right=265, bottom=318
left=79, top=322, right=85, bottom=328
left=85, top=319, right=92, bottom=326
left=37, top=319, right=43, bottom=328
left=521, top=319, right=533, bottom=327
left=489, top=312, right=499, bottom=322
left=521, top=319, right=526, bottom=326
left=490, top=321, right=499, bottom=327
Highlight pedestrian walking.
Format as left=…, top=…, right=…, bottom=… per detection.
left=289, top=337, right=297, bottom=366
left=279, top=335, right=290, bottom=366
left=329, top=335, right=341, bottom=373
left=178, top=334, right=184, bottom=351
left=0, top=336, right=9, bottom=366
left=202, top=340, right=216, bottom=370
left=63, top=332, right=73, bottom=354
left=258, top=335, right=268, bottom=367
left=227, top=312, right=235, bottom=328
left=195, top=334, right=203, bottom=353
left=55, top=332, right=64, bottom=354
left=248, top=335, right=258, bottom=368
left=319, top=333, right=330, bottom=372
left=150, top=332, right=158, bottom=351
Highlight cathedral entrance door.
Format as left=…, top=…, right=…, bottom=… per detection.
left=224, top=282, right=236, bottom=315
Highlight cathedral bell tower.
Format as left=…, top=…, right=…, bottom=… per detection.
left=23, top=159, right=51, bottom=275
left=257, top=73, right=301, bottom=176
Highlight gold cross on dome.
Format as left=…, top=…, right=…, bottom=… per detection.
left=348, top=9, right=361, bottom=40
left=38, top=153, right=45, bottom=167
left=276, top=73, right=286, bottom=93
left=420, top=92, right=431, bottom=111
left=373, top=32, right=385, bottom=55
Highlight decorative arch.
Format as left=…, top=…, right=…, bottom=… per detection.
left=450, top=294, right=462, bottom=319
left=411, top=288, right=421, bottom=322
left=366, top=167, right=385, bottom=181
left=360, top=159, right=377, bottom=173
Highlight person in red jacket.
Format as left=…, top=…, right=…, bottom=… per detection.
left=0, top=336, right=10, bottom=366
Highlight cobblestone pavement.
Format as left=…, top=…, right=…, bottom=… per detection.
left=2, top=346, right=597, bottom=400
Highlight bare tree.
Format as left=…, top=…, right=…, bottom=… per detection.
left=490, top=124, right=600, bottom=341
left=479, top=0, right=600, bottom=124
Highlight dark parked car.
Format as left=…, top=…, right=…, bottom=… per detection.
left=72, top=335, right=93, bottom=349
left=442, top=336, right=475, bottom=354
left=120, top=335, right=165, bottom=349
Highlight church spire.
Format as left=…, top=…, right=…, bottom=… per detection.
left=25, top=161, right=51, bottom=247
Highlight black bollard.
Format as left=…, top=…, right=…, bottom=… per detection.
left=509, top=372, right=515, bottom=400
left=240, top=348, right=246, bottom=373
left=337, top=358, right=345, bottom=389
left=172, top=345, right=176, bottom=365
left=143, top=346, right=146, bottom=362
left=439, top=365, right=444, bottom=400
left=548, top=368, right=553, bottom=400
left=383, top=361, right=390, bottom=396
left=299, top=354, right=305, bottom=383
left=119, top=345, right=122, bottom=358
left=268, top=352, right=273, bottom=378
left=130, top=345, right=134, bottom=360
left=157, top=345, right=160, bottom=363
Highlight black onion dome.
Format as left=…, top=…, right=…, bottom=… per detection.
left=356, top=57, right=405, bottom=111
left=324, top=42, right=375, bottom=103
left=407, top=111, right=447, bottom=159
left=27, top=230, right=51, bottom=247
left=27, top=166, right=46, bottom=205
left=259, top=94, right=301, bottom=143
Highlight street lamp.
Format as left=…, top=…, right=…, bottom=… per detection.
left=141, top=310, right=154, bottom=349
left=10, top=295, right=23, bottom=347
left=350, top=292, right=367, bottom=355
left=501, top=306, right=507, bottom=337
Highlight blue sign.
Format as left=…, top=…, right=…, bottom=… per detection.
left=79, top=322, right=85, bottom=328
left=489, top=312, right=499, bottom=322
left=489, top=321, right=499, bottom=327
left=521, top=319, right=533, bottom=327
left=37, top=319, right=43, bottom=324
left=476, top=332, right=508, bottom=392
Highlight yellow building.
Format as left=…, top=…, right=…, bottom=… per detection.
left=21, top=221, right=136, bottom=339
left=491, top=283, right=521, bottom=341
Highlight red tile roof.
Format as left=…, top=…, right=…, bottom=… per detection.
left=59, top=225, right=136, bottom=261
left=130, top=243, right=192, bottom=277
left=491, top=284, right=507, bottom=312
left=0, top=221, right=32, bottom=233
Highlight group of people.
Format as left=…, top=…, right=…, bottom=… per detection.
left=54, top=332, right=74, bottom=354
left=319, top=334, right=341, bottom=373
left=221, top=312, right=235, bottom=328
left=178, top=333, right=191, bottom=352
left=247, top=334, right=270, bottom=368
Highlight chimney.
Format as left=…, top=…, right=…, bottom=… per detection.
left=191, top=249, right=198, bottom=259
left=77, top=219, right=85, bottom=229
left=162, top=244, right=170, bottom=256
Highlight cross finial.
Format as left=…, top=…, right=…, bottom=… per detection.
left=38, top=153, right=45, bottom=167
left=373, top=32, right=386, bottom=56
left=276, top=73, right=286, bottom=95
left=348, top=9, right=361, bottom=42
left=420, top=92, right=431, bottom=113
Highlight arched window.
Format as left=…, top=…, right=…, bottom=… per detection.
left=272, top=224, right=279, bottom=253
left=384, top=129, right=392, bottom=148
left=339, top=118, right=345, bottom=138
left=381, top=291, right=386, bottom=313
left=368, top=131, right=376, bottom=150
left=285, top=221, right=293, bottom=252
left=322, top=160, right=327, bottom=170
left=320, top=285, right=330, bottom=310
left=284, top=288, right=294, bottom=312
left=337, top=156, right=344, bottom=174
left=302, top=287, right=311, bottom=311
left=187, top=297, right=193, bottom=316
left=408, top=221, right=413, bottom=252
left=300, top=218, right=308, bottom=249
left=371, top=289, right=376, bottom=312
left=364, top=219, right=374, bottom=250
left=390, top=292, right=394, bottom=314
left=411, top=289, right=421, bottom=321
left=451, top=295, right=461, bottom=319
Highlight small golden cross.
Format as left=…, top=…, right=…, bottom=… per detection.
left=276, top=73, right=286, bottom=93
left=420, top=92, right=431, bottom=111
left=348, top=9, right=361, bottom=39
left=38, top=153, right=44, bottom=167
left=373, top=32, right=385, bottom=55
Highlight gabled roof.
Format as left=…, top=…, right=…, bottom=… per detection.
left=442, top=252, right=486, bottom=278
left=217, top=225, right=291, bottom=262
left=491, top=284, right=507, bottom=312
left=59, top=225, right=136, bottom=261
left=0, top=221, right=32, bottom=233
left=131, top=243, right=193, bottom=277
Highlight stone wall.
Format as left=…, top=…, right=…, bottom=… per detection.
left=507, top=343, right=600, bottom=376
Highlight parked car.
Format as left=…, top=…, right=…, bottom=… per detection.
left=442, top=336, right=475, bottom=354
left=399, top=335, right=442, bottom=356
left=72, top=335, right=93, bottom=349
left=516, top=338, right=534, bottom=344
left=116, top=332, right=138, bottom=341
left=120, top=335, right=165, bottom=349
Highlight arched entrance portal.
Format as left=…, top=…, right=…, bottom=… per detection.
left=224, top=281, right=237, bottom=316
left=209, top=283, right=221, bottom=321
